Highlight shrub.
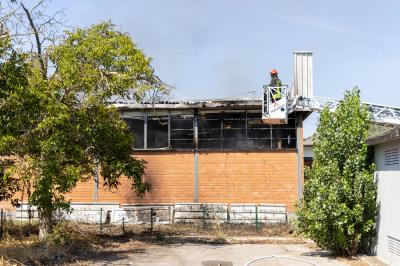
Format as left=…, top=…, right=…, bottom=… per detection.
left=46, top=221, right=78, bottom=246
left=296, top=88, right=377, bottom=256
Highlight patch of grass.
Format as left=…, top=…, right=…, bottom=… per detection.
left=46, top=221, right=94, bottom=247
left=155, top=232, right=165, bottom=242
left=0, top=221, right=103, bottom=265
left=1, top=219, right=39, bottom=239
left=212, top=214, right=229, bottom=243
left=149, top=222, right=294, bottom=237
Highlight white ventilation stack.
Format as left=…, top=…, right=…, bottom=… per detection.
left=292, top=51, right=313, bottom=98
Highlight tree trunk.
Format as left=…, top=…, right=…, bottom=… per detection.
left=38, top=212, right=53, bottom=239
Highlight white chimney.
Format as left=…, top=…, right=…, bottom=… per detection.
left=293, top=51, right=313, bottom=98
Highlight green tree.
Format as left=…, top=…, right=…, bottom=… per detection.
left=0, top=22, right=167, bottom=238
left=0, top=38, right=25, bottom=206
left=296, top=88, right=377, bottom=256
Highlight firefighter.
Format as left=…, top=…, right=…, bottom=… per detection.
left=269, top=69, right=282, bottom=102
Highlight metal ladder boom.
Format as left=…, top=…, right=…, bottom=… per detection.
left=290, top=96, right=400, bottom=125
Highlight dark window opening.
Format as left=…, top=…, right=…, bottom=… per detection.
left=222, top=112, right=246, bottom=150
left=170, top=114, right=194, bottom=150
left=198, top=113, right=222, bottom=150
left=124, top=117, right=144, bottom=149
left=147, top=116, right=168, bottom=149
left=246, top=139, right=272, bottom=150
left=124, top=110, right=297, bottom=151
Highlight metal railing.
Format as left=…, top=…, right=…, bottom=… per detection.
left=290, top=96, right=400, bottom=125
left=262, top=85, right=289, bottom=115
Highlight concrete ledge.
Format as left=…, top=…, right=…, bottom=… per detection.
left=3, top=202, right=287, bottom=225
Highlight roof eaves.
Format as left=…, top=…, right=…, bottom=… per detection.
left=367, top=125, right=400, bottom=146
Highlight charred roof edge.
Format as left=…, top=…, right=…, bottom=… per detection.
left=111, top=100, right=263, bottom=111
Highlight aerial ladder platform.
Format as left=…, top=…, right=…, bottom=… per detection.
left=262, top=52, right=400, bottom=125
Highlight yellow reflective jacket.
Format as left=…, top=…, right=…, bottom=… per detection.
left=269, top=76, right=282, bottom=100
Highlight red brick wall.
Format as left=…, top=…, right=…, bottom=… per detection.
left=73, top=151, right=299, bottom=211
left=93, top=152, right=195, bottom=204
left=1, top=150, right=301, bottom=211
left=197, top=151, right=298, bottom=210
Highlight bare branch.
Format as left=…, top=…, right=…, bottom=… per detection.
left=29, top=0, right=45, bottom=13
left=0, top=0, right=67, bottom=74
left=21, top=2, right=47, bottom=79
left=1, top=30, right=42, bottom=39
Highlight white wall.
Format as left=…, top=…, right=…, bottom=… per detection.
left=304, top=146, right=314, bottom=158
left=374, top=139, right=400, bottom=265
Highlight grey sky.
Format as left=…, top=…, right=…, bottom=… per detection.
left=40, top=0, right=400, bottom=136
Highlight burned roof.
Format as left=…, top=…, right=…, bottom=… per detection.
left=112, top=97, right=262, bottom=111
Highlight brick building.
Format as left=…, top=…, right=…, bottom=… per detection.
left=0, top=99, right=307, bottom=220
left=2, top=51, right=315, bottom=221
left=57, top=98, right=306, bottom=213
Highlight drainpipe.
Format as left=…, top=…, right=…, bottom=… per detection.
left=144, top=111, right=148, bottom=149
left=193, top=109, right=199, bottom=203
left=296, top=113, right=304, bottom=201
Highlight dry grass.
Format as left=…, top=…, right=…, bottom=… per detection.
left=147, top=222, right=295, bottom=237
left=0, top=221, right=298, bottom=265
left=0, top=220, right=103, bottom=265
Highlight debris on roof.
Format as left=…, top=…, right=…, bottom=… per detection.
left=112, top=96, right=263, bottom=111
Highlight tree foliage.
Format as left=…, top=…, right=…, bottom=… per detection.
left=296, top=88, right=377, bottom=255
left=0, top=21, right=165, bottom=237
left=51, top=22, right=165, bottom=102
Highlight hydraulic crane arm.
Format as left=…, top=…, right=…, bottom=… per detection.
left=289, top=96, right=400, bottom=125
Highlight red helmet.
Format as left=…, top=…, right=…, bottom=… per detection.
left=270, top=69, right=278, bottom=75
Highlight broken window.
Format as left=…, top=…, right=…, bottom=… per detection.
left=272, top=125, right=296, bottom=149
left=147, top=116, right=169, bottom=149
left=124, top=117, right=144, bottom=149
left=222, top=112, right=247, bottom=150
left=123, top=109, right=297, bottom=151
left=270, top=116, right=297, bottom=149
left=246, top=112, right=272, bottom=150
left=198, top=112, right=222, bottom=150
left=170, top=114, right=194, bottom=150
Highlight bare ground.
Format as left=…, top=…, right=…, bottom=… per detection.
left=0, top=223, right=373, bottom=266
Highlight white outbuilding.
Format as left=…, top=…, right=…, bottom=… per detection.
left=368, top=126, right=400, bottom=265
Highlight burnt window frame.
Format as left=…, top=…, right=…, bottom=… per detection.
left=170, top=111, right=195, bottom=151
left=198, top=110, right=297, bottom=151
left=147, top=114, right=169, bottom=149
left=123, top=115, right=145, bottom=149
left=122, top=110, right=195, bottom=151
left=122, top=109, right=298, bottom=151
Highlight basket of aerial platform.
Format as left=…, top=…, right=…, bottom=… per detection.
left=261, top=51, right=314, bottom=125
left=262, top=85, right=289, bottom=125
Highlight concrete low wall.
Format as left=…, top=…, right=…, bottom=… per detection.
left=173, top=203, right=228, bottom=223
left=3, top=202, right=287, bottom=225
left=111, top=206, right=172, bottom=224
left=230, top=204, right=287, bottom=223
left=173, top=203, right=287, bottom=224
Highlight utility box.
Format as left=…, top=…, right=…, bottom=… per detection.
left=292, top=51, right=313, bottom=98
